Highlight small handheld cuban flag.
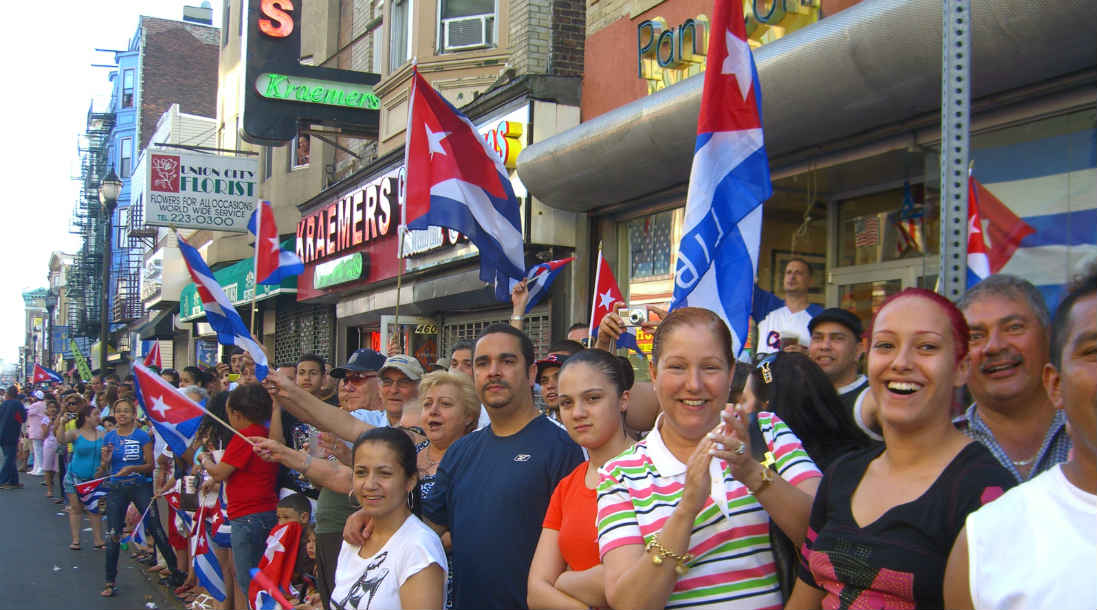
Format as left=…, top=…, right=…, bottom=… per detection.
left=132, top=362, right=205, bottom=457
left=192, top=508, right=227, bottom=602
left=32, top=363, right=63, bottom=384
left=176, top=232, right=269, bottom=380
left=143, top=341, right=162, bottom=369
left=670, top=0, right=773, bottom=357
left=75, top=477, right=109, bottom=514
left=249, top=200, right=304, bottom=286
left=494, top=257, right=574, bottom=313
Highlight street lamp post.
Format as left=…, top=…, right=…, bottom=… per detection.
left=44, top=292, right=57, bottom=369
left=98, top=170, right=122, bottom=372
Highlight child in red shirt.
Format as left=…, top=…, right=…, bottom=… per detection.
left=198, top=383, right=280, bottom=596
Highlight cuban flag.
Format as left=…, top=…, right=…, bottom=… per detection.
left=32, top=363, right=63, bottom=384
left=75, top=477, right=108, bottom=514
left=209, top=492, right=232, bottom=547
left=404, top=68, right=525, bottom=288
left=132, top=362, right=205, bottom=456
left=589, top=251, right=642, bottom=354
left=670, top=0, right=772, bottom=357
left=122, top=498, right=154, bottom=548
left=249, top=522, right=301, bottom=610
left=143, top=341, right=162, bottom=369
left=249, top=200, right=304, bottom=286
left=176, top=232, right=269, bottom=380
left=967, top=168, right=993, bottom=287
left=192, top=508, right=227, bottom=602
left=494, top=257, right=574, bottom=313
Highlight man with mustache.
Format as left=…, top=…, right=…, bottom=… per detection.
left=957, top=274, right=1071, bottom=481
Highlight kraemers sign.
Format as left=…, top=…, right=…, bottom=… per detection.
left=134, top=149, right=259, bottom=233
left=242, top=0, right=381, bottom=143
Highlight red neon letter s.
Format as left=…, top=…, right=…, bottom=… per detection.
left=259, top=0, right=295, bottom=38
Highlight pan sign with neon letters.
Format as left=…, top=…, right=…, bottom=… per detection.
left=134, top=149, right=259, bottom=233
left=242, top=0, right=381, bottom=143
left=637, top=0, right=819, bottom=94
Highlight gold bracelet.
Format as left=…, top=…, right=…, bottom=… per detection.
left=747, top=465, right=775, bottom=495
left=645, top=534, right=693, bottom=575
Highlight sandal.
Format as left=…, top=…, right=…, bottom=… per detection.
left=93, top=543, right=106, bottom=550
left=100, top=583, right=116, bottom=598
left=175, top=583, right=194, bottom=596
left=69, top=543, right=81, bottom=551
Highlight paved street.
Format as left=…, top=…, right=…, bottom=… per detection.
left=0, top=472, right=178, bottom=610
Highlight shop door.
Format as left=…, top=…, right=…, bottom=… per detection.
left=380, top=315, right=441, bottom=370
left=827, top=256, right=939, bottom=328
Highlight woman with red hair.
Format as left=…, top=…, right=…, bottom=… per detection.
left=787, top=289, right=1016, bottom=609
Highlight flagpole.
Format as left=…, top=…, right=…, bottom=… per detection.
left=588, top=242, right=603, bottom=348
left=251, top=199, right=261, bottom=343
left=394, top=226, right=405, bottom=353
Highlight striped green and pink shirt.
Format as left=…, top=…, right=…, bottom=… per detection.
left=596, top=411, right=821, bottom=609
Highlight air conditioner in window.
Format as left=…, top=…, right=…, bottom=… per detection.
left=442, top=14, right=493, bottom=51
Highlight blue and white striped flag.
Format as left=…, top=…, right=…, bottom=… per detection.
left=176, top=232, right=269, bottom=379
left=670, top=0, right=772, bottom=356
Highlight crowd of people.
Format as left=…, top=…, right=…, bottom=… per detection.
left=0, top=264, right=1093, bottom=610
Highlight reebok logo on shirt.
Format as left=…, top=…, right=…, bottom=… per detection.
left=513, top=454, right=531, bottom=462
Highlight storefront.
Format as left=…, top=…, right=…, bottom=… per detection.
left=178, top=251, right=298, bottom=365
left=518, top=0, right=1096, bottom=347
left=295, top=90, right=581, bottom=367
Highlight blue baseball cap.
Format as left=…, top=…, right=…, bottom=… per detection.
left=330, top=349, right=387, bottom=378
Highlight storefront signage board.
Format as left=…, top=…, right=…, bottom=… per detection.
left=242, top=0, right=381, bottom=143
left=313, top=252, right=366, bottom=289
left=135, top=150, right=259, bottom=233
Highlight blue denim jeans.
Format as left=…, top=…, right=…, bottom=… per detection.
left=230, top=511, right=278, bottom=595
left=0, top=444, right=18, bottom=485
left=104, top=478, right=178, bottom=584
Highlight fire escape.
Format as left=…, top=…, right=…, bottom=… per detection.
left=69, top=106, right=114, bottom=340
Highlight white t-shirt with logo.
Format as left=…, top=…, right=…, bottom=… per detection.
left=330, top=514, right=447, bottom=610
left=756, top=306, right=815, bottom=354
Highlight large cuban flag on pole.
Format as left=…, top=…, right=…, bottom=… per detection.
left=404, top=68, right=526, bottom=287
left=176, top=232, right=269, bottom=380
left=670, top=0, right=772, bottom=356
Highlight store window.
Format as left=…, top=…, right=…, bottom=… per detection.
left=122, top=69, right=135, bottom=108
left=836, top=183, right=938, bottom=267
left=439, top=0, right=495, bottom=52
left=627, top=209, right=676, bottom=280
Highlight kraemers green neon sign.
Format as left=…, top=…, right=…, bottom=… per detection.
left=256, top=73, right=381, bottom=110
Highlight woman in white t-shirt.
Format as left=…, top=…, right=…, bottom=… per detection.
left=330, top=427, right=446, bottom=610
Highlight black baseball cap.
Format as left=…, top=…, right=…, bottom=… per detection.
left=808, top=308, right=864, bottom=339
left=330, top=349, right=387, bottom=378
left=535, top=353, right=567, bottom=379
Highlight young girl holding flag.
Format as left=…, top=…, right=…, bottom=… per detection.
left=58, top=403, right=106, bottom=550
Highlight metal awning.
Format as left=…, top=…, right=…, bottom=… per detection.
left=138, top=309, right=175, bottom=340
left=516, top=0, right=1097, bottom=212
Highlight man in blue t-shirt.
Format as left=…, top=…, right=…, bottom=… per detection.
left=0, top=386, right=27, bottom=488
left=346, top=324, right=584, bottom=609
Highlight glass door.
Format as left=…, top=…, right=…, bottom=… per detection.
left=827, top=256, right=939, bottom=329
left=380, top=315, right=440, bottom=370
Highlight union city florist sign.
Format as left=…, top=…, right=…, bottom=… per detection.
left=241, top=0, right=380, bottom=143
left=295, top=165, right=404, bottom=301
left=179, top=249, right=296, bottom=322
left=256, top=73, right=381, bottom=110
left=135, top=150, right=258, bottom=233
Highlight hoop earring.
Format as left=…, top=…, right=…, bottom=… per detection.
left=407, top=491, right=414, bottom=510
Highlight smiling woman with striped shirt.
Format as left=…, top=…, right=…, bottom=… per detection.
left=597, top=307, right=822, bottom=609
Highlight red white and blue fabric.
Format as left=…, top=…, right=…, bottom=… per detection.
left=494, top=257, right=574, bottom=313
left=670, top=0, right=772, bottom=357
left=123, top=498, right=154, bottom=547
left=967, top=168, right=993, bottom=287
left=75, top=477, right=108, bottom=514
left=143, top=341, right=162, bottom=369
left=176, top=232, right=269, bottom=380
left=208, top=491, right=232, bottom=547
left=164, top=489, right=194, bottom=533
left=132, top=362, right=206, bottom=457
left=249, top=522, right=301, bottom=610
left=404, top=68, right=525, bottom=287
left=192, top=506, right=227, bottom=602
left=588, top=250, right=642, bottom=354
left=248, top=200, right=304, bottom=286
left=32, top=363, right=63, bottom=384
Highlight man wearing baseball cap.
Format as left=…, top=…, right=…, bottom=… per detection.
left=808, top=308, right=880, bottom=440
left=535, top=354, right=567, bottom=421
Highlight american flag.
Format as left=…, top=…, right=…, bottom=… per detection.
left=854, top=216, right=880, bottom=247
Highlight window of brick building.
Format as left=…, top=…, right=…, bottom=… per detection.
left=438, top=0, right=495, bottom=52
left=120, top=138, right=133, bottom=178
left=389, top=0, right=411, bottom=72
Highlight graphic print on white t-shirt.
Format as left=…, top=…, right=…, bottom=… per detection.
left=756, top=306, right=815, bottom=354
left=333, top=551, right=390, bottom=610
